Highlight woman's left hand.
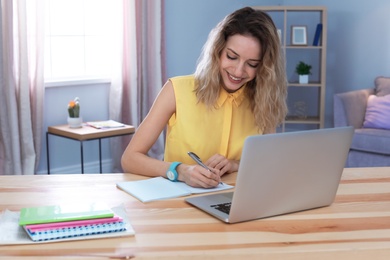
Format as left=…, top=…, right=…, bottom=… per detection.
left=205, top=154, right=239, bottom=176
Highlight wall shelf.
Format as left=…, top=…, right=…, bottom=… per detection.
left=253, top=6, right=327, bottom=131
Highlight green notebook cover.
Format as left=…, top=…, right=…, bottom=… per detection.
left=19, top=202, right=114, bottom=226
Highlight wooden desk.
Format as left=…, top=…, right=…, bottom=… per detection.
left=1, top=167, right=390, bottom=259
left=46, top=124, right=135, bottom=174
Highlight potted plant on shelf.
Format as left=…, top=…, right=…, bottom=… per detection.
left=67, top=97, right=82, bottom=128
left=295, top=61, right=312, bottom=84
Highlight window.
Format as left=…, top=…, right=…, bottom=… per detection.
left=44, top=0, right=122, bottom=81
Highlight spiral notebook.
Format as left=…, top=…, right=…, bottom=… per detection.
left=19, top=203, right=128, bottom=242
left=25, top=215, right=123, bottom=232
left=23, top=216, right=126, bottom=242
left=0, top=206, right=135, bottom=245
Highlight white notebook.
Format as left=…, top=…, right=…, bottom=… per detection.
left=23, top=217, right=127, bottom=242
left=117, top=177, right=233, bottom=203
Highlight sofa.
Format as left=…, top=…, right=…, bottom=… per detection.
left=333, top=76, right=390, bottom=167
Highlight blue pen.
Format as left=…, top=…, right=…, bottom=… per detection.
left=187, top=151, right=223, bottom=185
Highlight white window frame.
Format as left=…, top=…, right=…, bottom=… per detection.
left=42, top=0, right=122, bottom=86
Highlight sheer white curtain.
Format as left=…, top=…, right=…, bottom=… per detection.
left=109, top=0, right=165, bottom=172
left=0, top=0, right=45, bottom=175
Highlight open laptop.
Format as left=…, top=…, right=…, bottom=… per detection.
left=185, top=126, right=354, bottom=223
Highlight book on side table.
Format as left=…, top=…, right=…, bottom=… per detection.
left=86, top=120, right=125, bottom=129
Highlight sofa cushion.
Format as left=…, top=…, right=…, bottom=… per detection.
left=347, top=150, right=390, bottom=167
left=374, top=76, right=390, bottom=96
left=363, top=94, right=390, bottom=129
left=351, top=128, right=390, bottom=155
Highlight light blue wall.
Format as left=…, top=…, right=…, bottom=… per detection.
left=164, top=0, right=277, bottom=78
left=37, top=0, right=390, bottom=173
left=165, top=0, right=390, bottom=127
left=38, top=82, right=111, bottom=174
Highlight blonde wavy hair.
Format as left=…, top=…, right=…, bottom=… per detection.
left=194, top=7, right=287, bottom=133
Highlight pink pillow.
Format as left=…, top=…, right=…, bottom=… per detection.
left=363, top=94, right=390, bottom=129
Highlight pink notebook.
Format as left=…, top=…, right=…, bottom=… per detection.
left=25, top=215, right=123, bottom=232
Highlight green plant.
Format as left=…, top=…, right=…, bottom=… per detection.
left=295, top=61, right=312, bottom=75
left=68, top=97, right=80, bottom=118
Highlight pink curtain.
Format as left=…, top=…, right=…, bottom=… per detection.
left=109, top=0, right=165, bottom=172
left=0, top=0, right=45, bottom=175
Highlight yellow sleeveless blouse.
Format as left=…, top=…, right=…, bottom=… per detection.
left=164, top=75, right=261, bottom=164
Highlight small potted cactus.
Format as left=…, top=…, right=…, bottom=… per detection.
left=67, top=97, right=82, bottom=128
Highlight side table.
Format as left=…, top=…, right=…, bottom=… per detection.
left=46, top=124, right=135, bottom=174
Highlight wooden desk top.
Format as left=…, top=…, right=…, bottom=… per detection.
left=48, top=123, right=135, bottom=141
left=1, top=167, right=390, bottom=259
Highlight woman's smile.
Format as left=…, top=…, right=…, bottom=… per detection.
left=219, top=34, right=261, bottom=92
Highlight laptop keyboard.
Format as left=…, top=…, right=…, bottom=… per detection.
left=211, top=202, right=231, bottom=214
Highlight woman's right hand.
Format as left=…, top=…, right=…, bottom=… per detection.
left=177, top=164, right=221, bottom=188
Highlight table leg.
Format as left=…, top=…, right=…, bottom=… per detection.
left=80, top=141, right=84, bottom=174
left=99, top=139, right=102, bottom=173
left=46, top=132, right=50, bottom=175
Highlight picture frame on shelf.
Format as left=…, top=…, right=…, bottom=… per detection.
left=291, top=26, right=307, bottom=45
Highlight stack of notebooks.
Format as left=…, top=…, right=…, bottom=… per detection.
left=18, top=202, right=129, bottom=242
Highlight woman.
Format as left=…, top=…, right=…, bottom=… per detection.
left=121, top=7, right=287, bottom=188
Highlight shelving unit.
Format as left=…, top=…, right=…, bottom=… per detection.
left=253, top=6, right=327, bottom=131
